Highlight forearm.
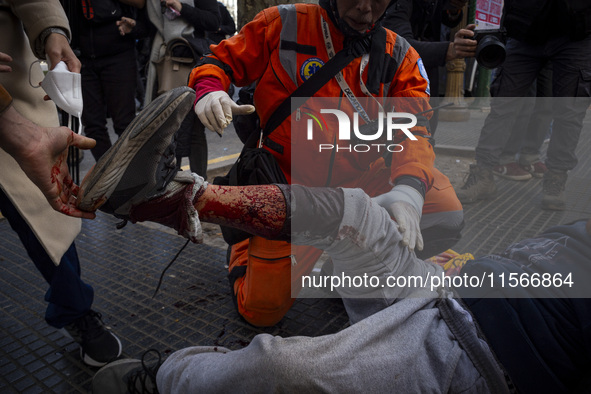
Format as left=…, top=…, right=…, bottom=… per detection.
left=0, top=104, right=40, bottom=162
left=195, top=184, right=288, bottom=240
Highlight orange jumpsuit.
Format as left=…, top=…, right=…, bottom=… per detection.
left=189, top=3, right=462, bottom=326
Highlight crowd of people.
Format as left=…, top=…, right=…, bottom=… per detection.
left=1, top=0, right=590, bottom=392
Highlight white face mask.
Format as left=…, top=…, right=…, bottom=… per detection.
left=41, top=61, right=83, bottom=119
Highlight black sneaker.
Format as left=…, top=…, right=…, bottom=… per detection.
left=61, top=310, right=122, bottom=367
left=93, top=349, right=162, bottom=394
left=76, top=86, right=196, bottom=214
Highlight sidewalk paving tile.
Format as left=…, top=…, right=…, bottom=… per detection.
left=1, top=107, right=590, bottom=392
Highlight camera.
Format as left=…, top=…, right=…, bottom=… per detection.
left=473, top=28, right=507, bottom=69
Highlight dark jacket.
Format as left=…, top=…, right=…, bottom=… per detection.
left=72, top=0, right=144, bottom=58
left=208, top=1, right=235, bottom=44
left=459, top=220, right=591, bottom=394
left=504, top=0, right=591, bottom=43
left=177, top=0, right=220, bottom=39
left=382, top=0, right=463, bottom=98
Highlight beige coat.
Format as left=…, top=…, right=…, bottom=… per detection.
left=0, top=0, right=81, bottom=265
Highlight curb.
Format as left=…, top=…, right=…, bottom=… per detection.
left=206, top=162, right=234, bottom=181
left=434, top=145, right=475, bottom=158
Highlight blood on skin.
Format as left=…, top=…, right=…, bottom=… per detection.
left=197, top=185, right=286, bottom=239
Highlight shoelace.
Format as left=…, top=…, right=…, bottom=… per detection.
left=127, top=349, right=162, bottom=394
left=70, top=310, right=106, bottom=343
left=156, top=136, right=179, bottom=193
left=461, top=167, right=479, bottom=189
left=153, top=239, right=190, bottom=298
left=544, top=173, right=565, bottom=195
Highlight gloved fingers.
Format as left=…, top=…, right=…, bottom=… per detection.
left=195, top=107, right=215, bottom=134
left=407, top=233, right=415, bottom=250
left=400, top=226, right=410, bottom=247
left=390, top=201, right=423, bottom=251
left=194, top=95, right=217, bottom=133
left=389, top=203, right=407, bottom=232
left=396, top=212, right=408, bottom=234
left=416, top=229, right=424, bottom=251
left=198, top=106, right=221, bottom=135
left=407, top=219, right=423, bottom=252
left=231, top=103, right=256, bottom=116
left=209, top=96, right=230, bottom=133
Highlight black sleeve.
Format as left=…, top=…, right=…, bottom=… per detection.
left=382, top=0, right=449, bottom=69
left=127, top=6, right=151, bottom=40
left=218, top=3, right=236, bottom=37
left=180, top=0, right=221, bottom=35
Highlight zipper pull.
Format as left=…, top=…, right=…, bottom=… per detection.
left=290, top=255, right=297, bottom=267
left=296, top=107, right=301, bottom=121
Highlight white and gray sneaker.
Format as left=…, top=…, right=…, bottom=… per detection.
left=77, top=86, right=196, bottom=214
left=93, top=349, right=162, bottom=394
left=76, top=86, right=206, bottom=243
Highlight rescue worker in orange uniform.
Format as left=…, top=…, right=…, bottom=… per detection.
left=188, top=0, right=464, bottom=326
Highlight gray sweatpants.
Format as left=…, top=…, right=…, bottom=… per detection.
left=157, top=188, right=508, bottom=393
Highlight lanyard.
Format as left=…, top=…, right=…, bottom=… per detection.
left=320, top=17, right=384, bottom=123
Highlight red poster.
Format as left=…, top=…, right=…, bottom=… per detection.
left=475, top=0, right=504, bottom=28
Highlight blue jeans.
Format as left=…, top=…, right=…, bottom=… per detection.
left=0, top=190, right=93, bottom=328
left=475, top=35, right=591, bottom=170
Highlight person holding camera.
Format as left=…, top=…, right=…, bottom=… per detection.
left=383, top=0, right=477, bottom=133
left=457, top=0, right=591, bottom=211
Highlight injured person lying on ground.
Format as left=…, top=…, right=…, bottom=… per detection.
left=78, top=87, right=591, bottom=394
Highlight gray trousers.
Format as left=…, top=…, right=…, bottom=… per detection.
left=157, top=188, right=508, bottom=393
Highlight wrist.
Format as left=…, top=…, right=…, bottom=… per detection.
left=36, top=27, right=69, bottom=58
left=0, top=106, right=36, bottom=159
left=389, top=184, right=424, bottom=217
left=446, top=42, right=456, bottom=61
left=394, top=176, right=426, bottom=199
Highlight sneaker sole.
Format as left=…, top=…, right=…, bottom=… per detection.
left=81, top=332, right=123, bottom=367
left=457, top=189, right=497, bottom=204
left=492, top=172, right=532, bottom=181
left=541, top=199, right=566, bottom=211
left=76, top=86, right=196, bottom=212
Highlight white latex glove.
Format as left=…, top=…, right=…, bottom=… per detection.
left=194, top=90, right=255, bottom=136
left=372, top=185, right=424, bottom=251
